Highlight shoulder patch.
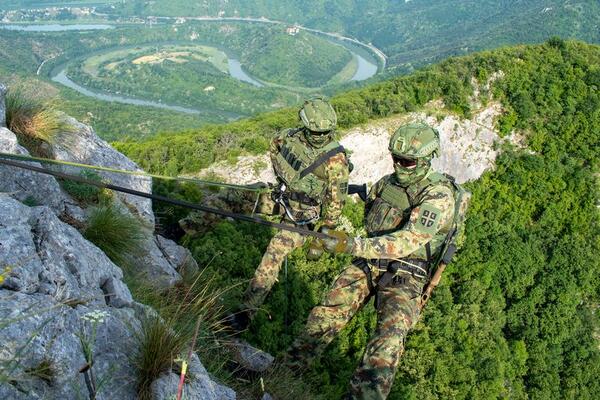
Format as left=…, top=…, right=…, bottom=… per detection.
left=415, top=203, right=443, bottom=234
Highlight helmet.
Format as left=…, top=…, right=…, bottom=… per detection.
left=388, top=122, right=439, bottom=186
left=299, top=97, right=337, bottom=133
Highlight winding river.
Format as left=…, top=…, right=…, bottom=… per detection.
left=4, top=23, right=379, bottom=114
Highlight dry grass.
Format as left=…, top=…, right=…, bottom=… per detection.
left=5, top=85, right=74, bottom=153
left=131, top=269, right=231, bottom=400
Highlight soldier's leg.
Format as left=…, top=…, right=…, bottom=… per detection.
left=289, top=263, right=372, bottom=364
left=349, top=276, right=424, bottom=400
left=243, top=229, right=305, bottom=311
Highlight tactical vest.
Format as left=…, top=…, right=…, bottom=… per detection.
left=272, top=129, right=343, bottom=203
left=364, top=172, right=454, bottom=262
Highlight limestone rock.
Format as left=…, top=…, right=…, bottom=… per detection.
left=50, top=117, right=155, bottom=226
left=151, top=353, right=236, bottom=400
left=0, top=128, right=85, bottom=223
left=0, top=82, right=6, bottom=127
left=156, top=234, right=199, bottom=275
left=230, top=339, right=275, bottom=373
left=135, top=233, right=182, bottom=288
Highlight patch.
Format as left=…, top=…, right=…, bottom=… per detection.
left=415, top=204, right=443, bottom=234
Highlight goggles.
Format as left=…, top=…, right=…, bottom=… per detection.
left=392, top=155, right=418, bottom=169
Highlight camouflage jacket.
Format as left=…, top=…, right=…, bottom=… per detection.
left=270, top=128, right=349, bottom=226
left=351, top=173, right=455, bottom=261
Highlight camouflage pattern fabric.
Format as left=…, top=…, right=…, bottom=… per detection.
left=291, top=264, right=424, bottom=399
left=243, top=228, right=306, bottom=311
left=241, top=129, right=349, bottom=312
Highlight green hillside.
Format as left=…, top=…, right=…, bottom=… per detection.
left=241, top=30, right=352, bottom=88
left=119, top=40, right=600, bottom=398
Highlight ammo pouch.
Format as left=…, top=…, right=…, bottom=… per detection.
left=353, top=258, right=429, bottom=309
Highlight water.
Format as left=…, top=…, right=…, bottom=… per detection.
left=52, top=70, right=202, bottom=115
left=228, top=58, right=264, bottom=87
left=0, top=24, right=114, bottom=31
left=351, top=54, right=378, bottom=81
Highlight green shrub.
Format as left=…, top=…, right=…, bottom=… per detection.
left=83, top=204, right=145, bottom=267
left=59, top=170, right=104, bottom=205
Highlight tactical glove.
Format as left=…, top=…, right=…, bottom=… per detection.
left=319, top=228, right=354, bottom=254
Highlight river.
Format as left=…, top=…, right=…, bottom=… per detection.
left=11, top=23, right=379, bottom=113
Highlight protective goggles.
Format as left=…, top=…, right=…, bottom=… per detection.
left=392, top=155, right=418, bottom=169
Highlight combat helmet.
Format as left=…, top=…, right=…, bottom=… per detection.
left=299, top=97, right=337, bottom=147
left=389, top=122, right=440, bottom=186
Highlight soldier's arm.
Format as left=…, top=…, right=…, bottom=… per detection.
left=320, top=153, right=349, bottom=227
left=269, top=132, right=285, bottom=165
left=351, top=186, right=454, bottom=259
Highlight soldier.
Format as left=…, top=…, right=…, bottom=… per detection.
left=228, top=97, right=350, bottom=331
left=289, top=122, right=464, bottom=399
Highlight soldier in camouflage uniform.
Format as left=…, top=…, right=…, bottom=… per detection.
left=229, top=98, right=350, bottom=330
left=289, top=122, right=457, bottom=399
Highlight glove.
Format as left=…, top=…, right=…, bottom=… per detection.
left=319, top=228, right=354, bottom=254
left=306, top=239, right=325, bottom=260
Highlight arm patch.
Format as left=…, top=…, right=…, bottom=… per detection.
left=415, top=204, right=443, bottom=235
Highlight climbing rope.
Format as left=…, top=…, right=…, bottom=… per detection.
left=0, top=157, right=332, bottom=240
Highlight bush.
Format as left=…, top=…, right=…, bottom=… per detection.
left=5, top=85, right=74, bottom=152
left=59, top=170, right=105, bottom=205
left=83, top=203, right=145, bottom=267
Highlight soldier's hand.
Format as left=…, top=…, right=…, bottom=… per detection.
left=306, top=239, right=324, bottom=260
left=319, top=228, right=353, bottom=254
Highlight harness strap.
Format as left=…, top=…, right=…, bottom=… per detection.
left=353, top=258, right=375, bottom=294
left=299, top=146, right=345, bottom=179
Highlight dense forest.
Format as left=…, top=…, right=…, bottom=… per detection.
left=129, top=40, right=600, bottom=398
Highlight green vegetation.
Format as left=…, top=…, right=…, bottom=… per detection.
left=242, top=31, right=352, bottom=87
left=5, top=85, right=74, bottom=152
left=143, top=40, right=600, bottom=398
left=83, top=203, right=145, bottom=267
left=130, top=270, right=227, bottom=400
left=59, top=170, right=104, bottom=205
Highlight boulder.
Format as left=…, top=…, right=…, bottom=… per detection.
left=50, top=117, right=155, bottom=226
left=151, top=353, right=236, bottom=400
left=0, top=195, right=234, bottom=399
left=0, top=128, right=85, bottom=224
left=156, top=234, right=199, bottom=275
left=229, top=339, right=275, bottom=373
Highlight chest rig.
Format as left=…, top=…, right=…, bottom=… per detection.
left=364, top=173, right=453, bottom=269
left=273, top=129, right=343, bottom=202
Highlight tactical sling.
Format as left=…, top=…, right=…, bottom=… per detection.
left=298, top=145, right=345, bottom=179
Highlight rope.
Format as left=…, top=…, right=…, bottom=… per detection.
left=0, top=158, right=332, bottom=240
left=0, top=152, right=270, bottom=193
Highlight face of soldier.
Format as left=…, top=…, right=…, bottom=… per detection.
left=392, top=154, right=431, bottom=185
left=305, top=130, right=332, bottom=148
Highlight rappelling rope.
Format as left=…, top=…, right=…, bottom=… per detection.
left=0, top=157, right=333, bottom=240
left=0, top=152, right=270, bottom=193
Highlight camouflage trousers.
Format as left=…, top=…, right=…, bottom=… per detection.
left=242, top=228, right=306, bottom=311
left=291, top=262, right=425, bottom=400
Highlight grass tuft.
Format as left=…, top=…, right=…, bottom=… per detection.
left=83, top=203, right=145, bottom=267
left=131, top=269, right=231, bottom=400
left=5, top=85, right=74, bottom=151
left=24, top=359, right=55, bottom=384
left=59, top=170, right=105, bottom=205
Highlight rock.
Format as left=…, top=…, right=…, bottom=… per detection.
left=230, top=339, right=274, bottom=373
left=0, top=292, right=141, bottom=400
left=0, top=128, right=85, bottom=223
left=136, top=233, right=182, bottom=288
left=0, top=196, right=131, bottom=307
left=50, top=117, right=155, bottom=226
left=0, top=82, right=6, bottom=127
left=262, top=393, right=275, bottom=400
left=151, top=353, right=236, bottom=400
left=156, top=234, right=199, bottom=275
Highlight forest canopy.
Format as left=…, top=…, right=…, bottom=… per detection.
left=130, top=39, right=600, bottom=398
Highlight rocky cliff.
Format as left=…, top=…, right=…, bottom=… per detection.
left=0, top=88, right=235, bottom=399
